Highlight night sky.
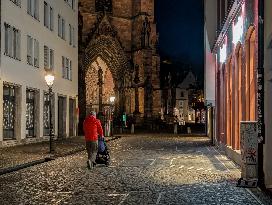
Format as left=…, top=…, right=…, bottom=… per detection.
left=155, top=0, right=204, bottom=81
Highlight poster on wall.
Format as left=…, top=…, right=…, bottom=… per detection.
left=237, top=121, right=258, bottom=188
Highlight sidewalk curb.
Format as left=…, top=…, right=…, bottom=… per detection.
left=0, top=136, right=121, bottom=176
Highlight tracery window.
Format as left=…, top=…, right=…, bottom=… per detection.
left=95, top=0, right=112, bottom=13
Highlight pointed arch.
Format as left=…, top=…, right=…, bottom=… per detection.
left=245, top=26, right=257, bottom=121
left=226, top=55, right=233, bottom=146
left=234, top=42, right=242, bottom=150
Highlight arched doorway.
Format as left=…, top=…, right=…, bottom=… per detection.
left=85, top=56, right=115, bottom=114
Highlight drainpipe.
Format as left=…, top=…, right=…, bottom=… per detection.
left=257, top=0, right=265, bottom=189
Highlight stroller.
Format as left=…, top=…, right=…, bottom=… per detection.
left=95, top=137, right=110, bottom=166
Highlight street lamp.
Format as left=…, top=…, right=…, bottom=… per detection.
left=45, top=71, right=55, bottom=153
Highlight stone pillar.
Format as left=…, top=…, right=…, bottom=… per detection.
left=143, top=49, right=153, bottom=118
left=134, top=85, right=140, bottom=113
left=134, top=65, right=140, bottom=114
left=19, top=85, right=25, bottom=142
left=97, top=66, right=103, bottom=114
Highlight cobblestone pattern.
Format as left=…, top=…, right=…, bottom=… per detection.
left=0, top=136, right=117, bottom=170
left=0, top=135, right=271, bottom=205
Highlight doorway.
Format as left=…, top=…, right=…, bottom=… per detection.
left=69, top=98, right=76, bottom=137
left=58, top=96, right=66, bottom=138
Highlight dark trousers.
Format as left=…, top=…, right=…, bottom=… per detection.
left=86, top=141, right=98, bottom=163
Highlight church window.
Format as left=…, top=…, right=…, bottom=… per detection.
left=95, top=0, right=112, bottom=13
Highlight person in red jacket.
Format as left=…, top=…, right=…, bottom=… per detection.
left=83, top=111, right=104, bottom=169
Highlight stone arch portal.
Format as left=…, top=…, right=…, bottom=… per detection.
left=79, top=33, right=130, bottom=132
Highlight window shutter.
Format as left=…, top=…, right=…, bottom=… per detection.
left=34, top=39, right=39, bottom=67
left=69, top=60, right=72, bottom=80
left=44, top=2, right=48, bottom=27
left=62, top=56, right=65, bottom=78
left=4, top=24, right=9, bottom=55
left=16, top=30, right=21, bottom=60
left=9, top=27, right=14, bottom=57
left=50, top=7, right=54, bottom=30
left=65, top=58, right=69, bottom=79
left=62, top=19, right=65, bottom=39
left=50, top=49, right=54, bottom=69
left=69, top=24, right=72, bottom=45
left=27, top=0, right=31, bottom=14
left=44, top=46, right=49, bottom=68
left=58, top=15, right=61, bottom=36
left=34, top=0, right=39, bottom=19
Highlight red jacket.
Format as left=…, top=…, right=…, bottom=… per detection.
left=83, top=115, right=104, bottom=141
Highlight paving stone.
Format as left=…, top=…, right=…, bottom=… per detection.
left=0, top=135, right=271, bottom=205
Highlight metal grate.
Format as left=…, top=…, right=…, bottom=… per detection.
left=3, top=85, right=16, bottom=140
left=26, top=89, right=35, bottom=137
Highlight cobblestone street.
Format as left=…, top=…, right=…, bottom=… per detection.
left=0, top=135, right=271, bottom=205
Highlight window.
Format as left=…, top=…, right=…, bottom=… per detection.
left=95, top=0, right=112, bottom=12
left=4, top=23, right=21, bottom=60
left=27, top=35, right=39, bottom=67
left=62, top=56, right=72, bottom=80
left=64, top=0, right=76, bottom=10
left=69, top=24, right=75, bottom=46
left=43, top=92, right=54, bottom=136
left=3, top=85, right=16, bottom=140
left=50, top=7, right=54, bottom=30
left=58, top=15, right=65, bottom=40
left=69, top=24, right=72, bottom=45
left=179, top=101, right=184, bottom=108
left=180, top=91, right=184, bottom=98
left=27, top=0, right=39, bottom=20
left=44, top=45, right=54, bottom=69
left=10, top=0, right=21, bottom=7
left=44, top=2, right=54, bottom=30
left=26, top=89, right=36, bottom=137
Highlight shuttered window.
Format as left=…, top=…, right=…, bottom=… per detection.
left=58, top=15, right=66, bottom=40
left=27, top=0, right=39, bottom=20
left=44, top=45, right=54, bottom=69
left=44, top=1, right=54, bottom=30
left=4, top=23, right=21, bottom=60
left=27, top=35, right=39, bottom=67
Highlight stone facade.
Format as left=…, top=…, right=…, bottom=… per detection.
left=78, top=0, right=161, bottom=130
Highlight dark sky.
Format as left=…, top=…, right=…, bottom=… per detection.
left=155, top=0, right=204, bottom=80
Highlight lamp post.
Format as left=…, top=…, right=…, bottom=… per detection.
left=45, top=71, right=55, bottom=153
left=109, top=96, right=115, bottom=136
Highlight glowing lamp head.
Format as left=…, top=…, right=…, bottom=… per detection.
left=45, top=72, right=55, bottom=87
left=110, top=96, right=115, bottom=103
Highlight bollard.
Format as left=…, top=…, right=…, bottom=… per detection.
left=187, top=127, right=191, bottom=134
left=174, top=124, right=178, bottom=134
left=131, top=124, right=135, bottom=134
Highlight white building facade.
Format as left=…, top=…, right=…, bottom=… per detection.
left=0, top=0, right=78, bottom=147
left=175, top=71, right=197, bottom=124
